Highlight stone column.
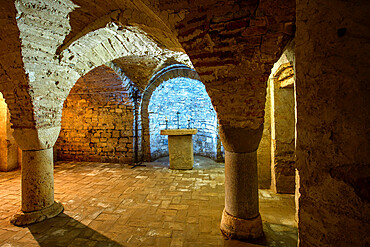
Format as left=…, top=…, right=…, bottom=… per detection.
left=10, top=127, right=63, bottom=226
left=219, top=124, right=264, bottom=239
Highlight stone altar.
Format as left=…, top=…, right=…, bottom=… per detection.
left=160, top=129, right=198, bottom=169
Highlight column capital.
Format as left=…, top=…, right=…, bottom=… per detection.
left=219, top=124, right=264, bottom=153
left=12, top=126, right=61, bottom=151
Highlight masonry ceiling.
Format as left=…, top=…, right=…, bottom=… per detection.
left=61, top=0, right=183, bottom=55
left=112, top=51, right=194, bottom=92
left=71, top=65, right=124, bottom=93
left=0, top=0, right=295, bottom=129
left=112, top=57, right=159, bottom=92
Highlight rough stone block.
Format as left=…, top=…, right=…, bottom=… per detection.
left=161, top=129, right=197, bottom=169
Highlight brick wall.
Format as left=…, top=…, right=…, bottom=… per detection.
left=55, top=65, right=134, bottom=163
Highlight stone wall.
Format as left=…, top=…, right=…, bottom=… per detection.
left=296, top=0, right=370, bottom=245
left=270, top=47, right=295, bottom=194
left=0, top=92, right=19, bottom=171
left=55, top=65, right=135, bottom=163
left=148, top=77, right=218, bottom=160
left=257, top=41, right=295, bottom=191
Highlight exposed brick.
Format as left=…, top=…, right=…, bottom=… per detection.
left=55, top=66, right=134, bottom=164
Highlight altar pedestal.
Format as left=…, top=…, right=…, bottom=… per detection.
left=160, top=129, right=198, bottom=169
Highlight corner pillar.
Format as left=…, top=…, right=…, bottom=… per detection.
left=219, top=124, right=264, bottom=239
left=10, top=127, right=63, bottom=226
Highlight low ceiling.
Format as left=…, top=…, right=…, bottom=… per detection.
left=111, top=50, right=193, bottom=92
left=61, top=0, right=183, bottom=55
left=61, top=22, right=194, bottom=94
left=112, top=57, right=159, bottom=92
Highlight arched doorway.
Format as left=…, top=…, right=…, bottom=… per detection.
left=148, top=77, right=217, bottom=160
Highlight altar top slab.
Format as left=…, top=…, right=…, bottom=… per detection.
left=160, top=129, right=198, bottom=136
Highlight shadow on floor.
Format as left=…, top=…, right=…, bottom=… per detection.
left=28, top=213, right=123, bottom=247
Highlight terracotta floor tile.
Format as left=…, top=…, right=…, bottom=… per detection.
left=0, top=156, right=297, bottom=246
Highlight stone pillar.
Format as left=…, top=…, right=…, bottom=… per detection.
left=21, top=148, right=54, bottom=212
left=10, top=127, right=63, bottom=226
left=219, top=124, right=264, bottom=240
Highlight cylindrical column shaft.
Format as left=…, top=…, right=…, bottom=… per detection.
left=21, top=148, right=54, bottom=212
left=224, top=150, right=259, bottom=219
left=11, top=127, right=63, bottom=226
left=219, top=124, right=264, bottom=239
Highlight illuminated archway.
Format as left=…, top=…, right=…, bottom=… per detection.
left=148, top=77, right=217, bottom=160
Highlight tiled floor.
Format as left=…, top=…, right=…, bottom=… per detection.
left=0, top=156, right=297, bottom=246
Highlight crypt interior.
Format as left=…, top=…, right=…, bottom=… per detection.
left=0, top=0, right=369, bottom=246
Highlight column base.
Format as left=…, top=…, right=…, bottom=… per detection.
left=220, top=209, right=263, bottom=240
left=10, top=201, right=64, bottom=226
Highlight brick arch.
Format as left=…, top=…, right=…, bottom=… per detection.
left=9, top=0, right=82, bottom=130
left=58, top=2, right=183, bottom=56
left=0, top=0, right=40, bottom=129
left=61, top=25, right=159, bottom=77
left=57, top=24, right=192, bottom=129
left=61, top=26, right=193, bottom=163
left=60, top=24, right=192, bottom=94
left=140, top=64, right=200, bottom=161
left=8, top=0, right=190, bottom=131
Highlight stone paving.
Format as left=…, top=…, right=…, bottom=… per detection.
left=0, top=156, right=297, bottom=246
